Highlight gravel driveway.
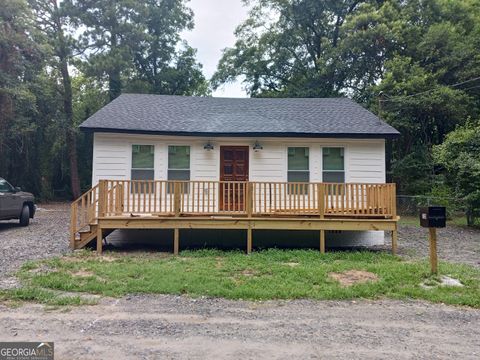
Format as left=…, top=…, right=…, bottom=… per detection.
left=385, top=222, right=480, bottom=268
left=0, top=203, right=70, bottom=288
left=1, top=203, right=479, bottom=359
left=0, top=296, right=479, bottom=359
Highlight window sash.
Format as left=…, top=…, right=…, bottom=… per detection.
left=288, top=147, right=309, bottom=171
left=322, top=171, right=345, bottom=183
left=168, top=146, right=190, bottom=193
left=168, top=145, right=190, bottom=170
left=323, top=147, right=344, bottom=171
left=132, top=145, right=154, bottom=170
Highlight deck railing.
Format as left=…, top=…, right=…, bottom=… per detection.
left=74, top=180, right=396, bottom=218
left=71, top=180, right=396, bottom=242
left=70, top=183, right=99, bottom=247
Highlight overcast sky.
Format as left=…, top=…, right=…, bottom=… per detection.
left=182, top=0, right=249, bottom=98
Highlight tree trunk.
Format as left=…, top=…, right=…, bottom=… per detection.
left=466, top=208, right=475, bottom=227
left=53, top=0, right=81, bottom=199
left=108, top=32, right=122, bottom=101
left=61, top=52, right=81, bottom=200
left=109, top=70, right=122, bottom=101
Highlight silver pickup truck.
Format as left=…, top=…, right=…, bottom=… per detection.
left=0, top=177, right=35, bottom=226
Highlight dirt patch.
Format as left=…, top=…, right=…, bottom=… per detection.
left=329, top=270, right=379, bottom=287
left=71, top=270, right=96, bottom=278
left=215, top=257, right=223, bottom=269
left=99, top=255, right=118, bottom=263
left=240, top=269, right=257, bottom=277
left=282, top=262, right=300, bottom=267
left=177, top=257, right=193, bottom=262
left=63, top=255, right=90, bottom=263
left=28, top=264, right=56, bottom=275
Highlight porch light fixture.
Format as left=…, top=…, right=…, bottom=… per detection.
left=203, top=141, right=214, bottom=151
left=253, top=141, right=263, bottom=152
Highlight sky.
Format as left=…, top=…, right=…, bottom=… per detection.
left=182, top=0, right=249, bottom=98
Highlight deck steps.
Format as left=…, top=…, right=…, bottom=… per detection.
left=73, top=225, right=115, bottom=250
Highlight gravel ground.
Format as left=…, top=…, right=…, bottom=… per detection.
left=0, top=295, right=479, bottom=359
left=1, top=203, right=479, bottom=359
left=384, top=222, right=480, bottom=268
left=0, top=203, right=70, bottom=288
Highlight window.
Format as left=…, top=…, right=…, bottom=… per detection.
left=288, top=147, right=309, bottom=194
left=131, top=145, right=154, bottom=180
left=0, top=179, right=14, bottom=193
left=322, top=147, right=345, bottom=182
left=287, top=147, right=309, bottom=182
left=168, top=145, right=190, bottom=192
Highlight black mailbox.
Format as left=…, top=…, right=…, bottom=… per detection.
left=419, top=206, right=446, bottom=228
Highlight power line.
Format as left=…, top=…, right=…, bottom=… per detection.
left=380, top=76, right=480, bottom=103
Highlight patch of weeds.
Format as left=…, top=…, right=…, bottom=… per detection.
left=0, top=287, right=97, bottom=307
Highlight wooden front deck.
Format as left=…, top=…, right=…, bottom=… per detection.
left=70, top=180, right=398, bottom=254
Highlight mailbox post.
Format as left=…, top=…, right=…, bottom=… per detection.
left=419, top=206, right=446, bottom=274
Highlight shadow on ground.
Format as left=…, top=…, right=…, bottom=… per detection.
left=91, top=229, right=387, bottom=254
left=0, top=222, right=21, bottom=232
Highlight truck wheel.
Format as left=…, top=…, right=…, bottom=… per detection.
left=19, top=205, right=30, bottom=227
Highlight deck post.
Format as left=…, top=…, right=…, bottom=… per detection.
left=247, top=225, right=252, bottom=254
left=320, top=229, right=325, bottom=254
left=173, top=228, right=180, bottom=255
left=391, top=224, right=398, bottom=255
left=317, top=183, right=325, bottom=218
left=429, top=228, right=438, bottom=274
left=98, top=180, right=106, bottom=217
left=96, top=225, right=103, bottom=255
left=391, top=183, right=397, bottom=219
left=70, top=204, right=77, bottom=249
left=174, top=182, right=181, bottom=217
left=246, top=182, right=253, bottom=217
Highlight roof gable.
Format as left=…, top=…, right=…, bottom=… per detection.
left=79, top=94, right=400, bottom=138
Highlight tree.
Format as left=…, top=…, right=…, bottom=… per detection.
left=63, top=0, right=148, bottom=101
left=0, top=0, right=45, bottom=190
left=128, top=0, right=209, bottom=95
left=368, top=0, right=480, bottom=192
left=29, top=0, right=81, bottom=198
left=434, top=122, right=480, bottom=226
left=64, top=0, right=208, bottom=100
left=212, top=0, right=378, bottom=97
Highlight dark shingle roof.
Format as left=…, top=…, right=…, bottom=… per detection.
left=79, top=94, right=400, bottom=138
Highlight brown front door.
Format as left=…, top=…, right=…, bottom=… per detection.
left=220, top=146, right=249, bottom=211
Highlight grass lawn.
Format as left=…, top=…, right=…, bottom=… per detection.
left=2, top=249, right=479, bottom=308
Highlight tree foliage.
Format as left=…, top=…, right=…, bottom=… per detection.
left=64, top=0, right=209, bottom=100
left=0, top=0, right=207, bottom=199
left=0, top=0, right=46, bottom=195
left=434, top=122, right=480, bottom=226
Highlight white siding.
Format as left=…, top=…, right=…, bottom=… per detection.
left=92, top=134, right=129, bottom=183
left=346, top=141, right=386, bottom=183
left=92, top=133, right=386, bottom=185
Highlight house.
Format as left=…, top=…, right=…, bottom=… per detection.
left=72, top=94, right=400, bottom=253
